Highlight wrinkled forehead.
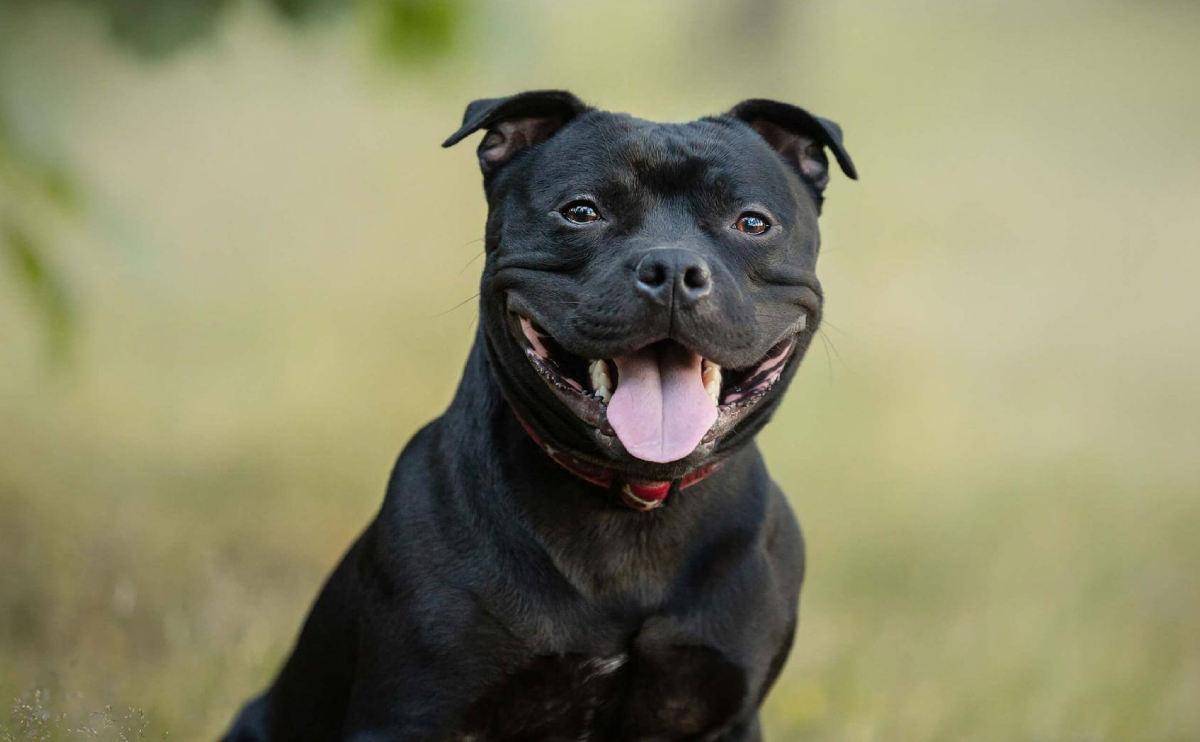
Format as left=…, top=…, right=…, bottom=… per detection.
left=529, top=113, right=800, bottom=210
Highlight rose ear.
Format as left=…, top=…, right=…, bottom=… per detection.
left=727, top=99, right=857, bottom=201
left=442, top=90, right=590, bottom=177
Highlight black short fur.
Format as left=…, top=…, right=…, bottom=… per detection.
left=224, top=91, right=855, bottom=741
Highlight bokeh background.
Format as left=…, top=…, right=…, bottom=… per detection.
left=2, top=0, right=1199, bottom=739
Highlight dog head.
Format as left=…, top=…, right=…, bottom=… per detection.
left=444, top=91, right=856, bottom=482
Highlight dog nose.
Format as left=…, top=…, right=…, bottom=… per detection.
left=634, top=249, right=712, bottom=306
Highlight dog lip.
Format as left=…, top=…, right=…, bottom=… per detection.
left=505, top=294, right=561, bottom=335
left=524, top=348, right=612, bottom=430
left=506, top=306, right=613, bottom=431
left=504, top=296, right=541, bottom=348
left=508, top=315, right=795, bottom=433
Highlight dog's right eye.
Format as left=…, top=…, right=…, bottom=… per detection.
left=734, top=212, right=771, bottom=235
left=561, top=201, right=601, bottom=224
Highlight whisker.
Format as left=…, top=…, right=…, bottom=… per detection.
left=459, top=249, right=486, bottom=274
left=820, top=318, right=850, bottom=336
left=817, top=328, right=834, bottom=384
left=435, top=293, right=479, bottom=316
left=817, top=327, right=852, bottom=376
left=818, top=328, right=845, bottom=365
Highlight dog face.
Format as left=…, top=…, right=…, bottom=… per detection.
left=444, top=91, right=856, bottom=481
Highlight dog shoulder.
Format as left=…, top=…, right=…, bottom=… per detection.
left=764, top=480, right=806, bottom=592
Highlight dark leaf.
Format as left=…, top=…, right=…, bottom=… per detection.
left=377, top=0, right=463, bottom=62
left=2, top=221, right=74, bottom=367
left=269, top=0, right=349, bottom=22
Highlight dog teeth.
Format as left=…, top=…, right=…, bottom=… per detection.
left=589, top=359, right=613, bottom=403
left=702, top=359, right=722, bottom=406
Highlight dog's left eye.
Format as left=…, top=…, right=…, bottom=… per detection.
left=561, top=201, right=601, bottom=224
left=734, top=213, right=771, bottom=235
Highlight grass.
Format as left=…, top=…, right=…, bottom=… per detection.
left=3, top=690, right=149, bottom=741
left=2, top=1, right=1199, bottom=739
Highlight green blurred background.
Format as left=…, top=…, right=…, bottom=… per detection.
left=2, top=0, right=1199, bottom=739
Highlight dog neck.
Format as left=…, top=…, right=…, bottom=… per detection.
left=424, top=335, right=771, bottom=601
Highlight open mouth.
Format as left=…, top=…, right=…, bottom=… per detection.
left=509, top=312, right=799, bottom=464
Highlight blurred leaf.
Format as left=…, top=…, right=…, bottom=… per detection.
left=2, top=220, right=74, bottom=366
left=0, top=117, right=82, bottom=215
left=375, top=0, right=463, bottom=62
left=36, top=165, right=80, bottom=214
left=269, top=0, right=349, bottom=22
left=70, top=0, right=233, bottom=58
left=2, top=0, right=470, bottom=59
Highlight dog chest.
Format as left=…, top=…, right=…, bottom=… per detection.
left=455, top=643, right=749, bottom=740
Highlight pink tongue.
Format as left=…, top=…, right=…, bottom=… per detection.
left=607, top=342, right=718, bottom=463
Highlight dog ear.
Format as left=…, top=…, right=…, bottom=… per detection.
left=442, top=90, right=590, bottom=177
left=727, top=99, right=857, bottom=198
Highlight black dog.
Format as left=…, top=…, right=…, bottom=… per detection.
left=225, top=91, right=855, bottom=741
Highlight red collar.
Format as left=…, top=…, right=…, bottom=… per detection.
left=513, top=412, right=720, bottom=511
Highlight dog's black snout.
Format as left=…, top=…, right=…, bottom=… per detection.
left=634, top=249, right=712, bottom=307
